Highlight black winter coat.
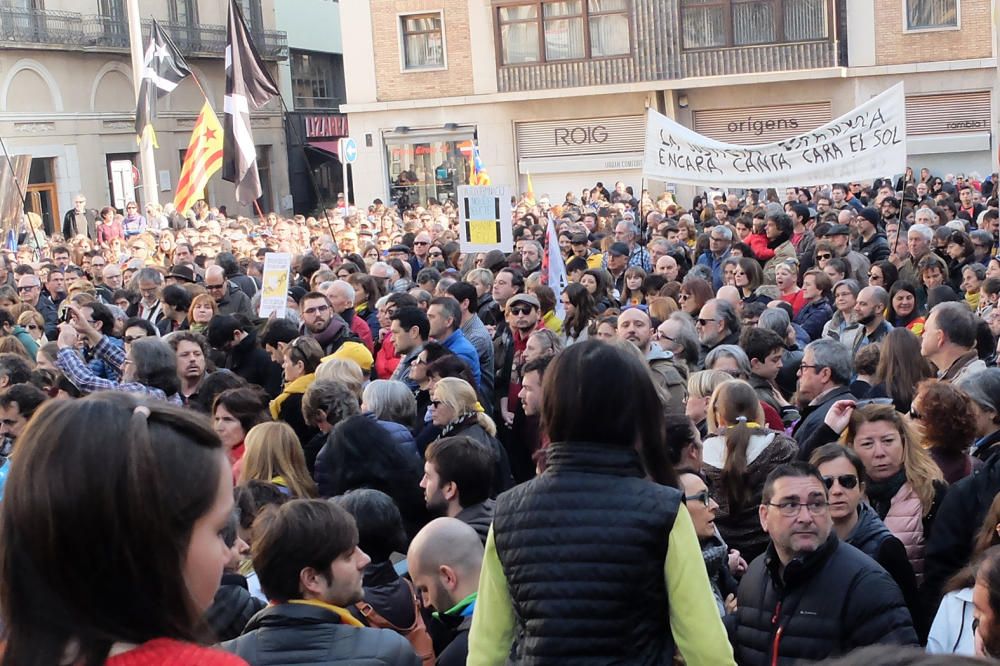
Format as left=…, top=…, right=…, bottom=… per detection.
left=846, top=502, right=919, bottom=628
left=222, top=329, right=283, bottom=398
left=205, top=573, right=266, bottom=642
left=222, top=602, right=421, bottom=665
left=728, top=534, right=918, bottom=665
left=924, top=445, right=1000, bottom=619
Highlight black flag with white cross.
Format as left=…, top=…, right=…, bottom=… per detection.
left=134, top=20, right=191, bottom=147
left=222, top=0, right=279, bottom=206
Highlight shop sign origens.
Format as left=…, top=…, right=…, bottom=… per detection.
left=458, top=185, right=514, bottom=253
left=643, top=83, right=906, bottom=188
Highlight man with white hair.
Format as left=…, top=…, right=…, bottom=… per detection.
left=322, top=279, right=373, bottom=352
left=898, top=223, right=933, bottom=285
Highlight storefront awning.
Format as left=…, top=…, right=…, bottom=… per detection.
left=305, top=140, right=340, bottom=160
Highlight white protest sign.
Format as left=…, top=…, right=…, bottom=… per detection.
left=258, top=252, right=291, bottom=319
left=458, top=185, right=514, bottom=253
left=643, top=83, right=906, bottom=188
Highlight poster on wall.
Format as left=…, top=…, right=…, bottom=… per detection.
left=643, top=83, right=907, bottom=188
left=258, top=252, right=291, bottom=319
left=458, top=185, right=514, bottom=253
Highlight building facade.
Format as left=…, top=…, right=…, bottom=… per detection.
left=341, top=0, right=998, bottom=206
left=0, top=0, right=288, bottom=233
left=274, top=0, right=349, bottom=214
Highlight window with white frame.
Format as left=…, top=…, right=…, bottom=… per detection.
left=905, top=0, right=957, bottom=30
left=400, top=12, right=446, bottom=70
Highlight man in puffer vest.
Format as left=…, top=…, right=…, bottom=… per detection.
left=727, top=462, right=918, bottom=665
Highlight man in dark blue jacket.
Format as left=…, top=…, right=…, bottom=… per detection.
left=727, top=462, right=917, bottom=665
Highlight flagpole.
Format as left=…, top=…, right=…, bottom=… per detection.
left=126, top=0, right=158, bottom=207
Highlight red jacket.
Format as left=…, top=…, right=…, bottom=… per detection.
left=107, top=638, right=247, bottom=665
left=345, top=310, right=374, bottom=352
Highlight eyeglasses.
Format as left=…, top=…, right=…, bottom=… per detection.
left=414, top=241, right=430, bottom=246
left=816, top=253, right=832, bottom=261
left=510, top=306, right=535, bottom=316
left=205, top=283, right=225, bottom=291
left=302, top=304, right=331, bottom=316
left=428, top=252, right=443, bottom=258
left=695, top=318, right=716, bottom=327
left=430, top=399, right=442, bottom=408
left=677, top=294, right=689, bottom=301
left=684, top=490, right=712, bottom=507
left=766, top=499, right=829, bottom=517
left=822, top=474, right=859, bottom=490
left=798, top=363, right=824, bottom=372
left=16, top=285, right=38, bottom=293
left=656, top=330, right=675, bottom=341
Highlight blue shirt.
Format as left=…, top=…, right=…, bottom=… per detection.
left=697, top=249, right=731, bottom=291
left=440, top=329, right=481, bottom=388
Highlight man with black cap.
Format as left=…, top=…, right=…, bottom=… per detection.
left=164, top=264, right=197, bottom=287
left=826, top=223, right=870, bottom=285
left=604, top=242, right=631, bottom=297
left=854, top=208, right=890, bottom=264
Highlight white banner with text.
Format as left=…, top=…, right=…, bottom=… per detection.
left=643, top=84, right=907, bottom=188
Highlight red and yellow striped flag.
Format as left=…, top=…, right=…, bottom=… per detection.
left=173, top=101, right=224, bottom=214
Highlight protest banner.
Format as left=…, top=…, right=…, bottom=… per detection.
left=458, top=185, right=514, bottom=253
left=258, top=252, right=290, bottom=318
left=643, top=83, right=906, bottom=188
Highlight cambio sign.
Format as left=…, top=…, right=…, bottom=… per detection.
left=643, top=84, right=907, bottom=188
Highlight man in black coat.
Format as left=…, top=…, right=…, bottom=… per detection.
left=407, top=517, right=484, bottom=666
left=222, top=500, right=420, bottom=665
left=727, top=462, right=917, bottom=665
left=206, top=314, right=283, bottom=399
left=62, top=194, right=97, bottom=240
left=793, top=339, right=856, bottom=460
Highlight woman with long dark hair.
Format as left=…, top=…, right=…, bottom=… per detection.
left=560, top=282, right=597, bottom=345
left=868, top=327, right=934, bottom=413
left=0, top=395, right=244, bottom=665
left=580, top=269, right=616, bottom=312
left=701, top=379, right=796, bottom=562
left=888, top=280, right=926, bottom=335
left=468, top=340, right=734, bottom=663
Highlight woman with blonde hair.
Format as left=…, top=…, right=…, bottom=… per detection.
left=238, top=421, right=317, bottom=498
left=315, top=357, right=364, bottom=400
left=824, top=400, right=947, bottom=583
left=685, top=370, right=735, bottom=438
left=16, top=310, right=44, bottom=344
left=430, top=376, right=513, bottom=494
left=187, top=293, right=218, bottom=335
left=702, top=379, right=796, bottom=562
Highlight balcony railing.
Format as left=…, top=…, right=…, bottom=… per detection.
left=1, top=7, right=287, bottom=60
left=0, top=6, right=85, bottom=46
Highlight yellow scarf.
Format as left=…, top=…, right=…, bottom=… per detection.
left=287, top=599, right=364, bottom=627
left=269, top=373, right=315, bottom=420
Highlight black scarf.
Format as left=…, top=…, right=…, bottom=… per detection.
left=865, top=469, right=907, bottom=519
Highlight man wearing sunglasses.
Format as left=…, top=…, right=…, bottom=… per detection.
left=728, top=462, right=917, bottom=664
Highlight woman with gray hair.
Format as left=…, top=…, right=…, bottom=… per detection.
left=362, top=379, right=418, bottom=437
left=956, top=368, right=1000, bottom=461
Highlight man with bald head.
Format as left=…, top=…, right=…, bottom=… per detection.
left=617, top=306, right=686, bottom=413
left=841, top=285, right=892, bottom=354
left=204, top=265, right=253, bottom=318
left=407, top=518, right=484, bottom=666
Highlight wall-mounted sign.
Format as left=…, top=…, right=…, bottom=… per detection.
left=304, top=114, right=349, bottom=139
left=693, top=102, right=832, bottom=144
left=516, top=116, right=645, bottom=159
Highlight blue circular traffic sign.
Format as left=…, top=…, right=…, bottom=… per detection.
left=342, top=137, right=358, bottom=164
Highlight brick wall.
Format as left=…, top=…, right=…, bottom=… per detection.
left=369, top=0, right=474, bottom=102
left=875, top=0, right=992, bottom=65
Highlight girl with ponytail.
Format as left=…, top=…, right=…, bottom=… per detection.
left=703, top=380, right=797, bottom=562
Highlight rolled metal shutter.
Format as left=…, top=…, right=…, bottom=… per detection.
left=906, top=91, right=991, bottom=135
left=515, top=115, right=646, bottom=159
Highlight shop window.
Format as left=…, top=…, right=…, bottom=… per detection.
left=400, top=12, right=446, bottom=70
left=385, top=138, right=473, bottom=209
left=496, top=0, right=630, bottom=65
left=680, top=0, right=828, bottom=49
left=905, top=0, right=957, bottom=30
left=291, top=50, right=345, bottom=109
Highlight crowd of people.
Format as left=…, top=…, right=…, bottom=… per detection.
left=1, top=168, right=1000, bottom=664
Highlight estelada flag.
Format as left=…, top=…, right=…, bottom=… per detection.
left=173, top=101, right=224, bottom=214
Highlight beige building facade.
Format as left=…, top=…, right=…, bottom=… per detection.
left=342, top=0, right=999, bottom=207
left=0, top=0, right=288, bottom=233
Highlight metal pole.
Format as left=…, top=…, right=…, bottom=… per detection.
left=342, top=152, right=349, bottom=214
left=126, top=0, right=158, bottom=207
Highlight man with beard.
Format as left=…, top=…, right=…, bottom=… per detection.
left=855, top=208, right=890, bottom=264
left=840, top=286, right=892, bottom=355
left=618, top=307, right=686, bottom=414
left=168, top=331, right=209, bottom=405
left=299, top=292, right=372, bottom=371
left=420, top=436, right=498, bottom=544
left=727, top=463, right=917, bottom=664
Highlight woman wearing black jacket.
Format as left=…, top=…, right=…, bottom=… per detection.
left=811, top=444, right=919, bottom=626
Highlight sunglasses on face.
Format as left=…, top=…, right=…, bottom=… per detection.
left=822, top=474, right=859, bottom=490
left=683, top=490, right=712, bottom=507
left=510, top=306, right=535, bottom=316
left=696, top=318, right=716, bottom=327
left=816, top=253, right=832, bottom=261
left=430, top=399, right=442, bottom=408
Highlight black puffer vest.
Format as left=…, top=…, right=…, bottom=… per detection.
left=492, top=442, right=681, bottom=664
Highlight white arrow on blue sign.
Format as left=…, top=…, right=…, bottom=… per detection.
left=341, top=137, right=358, bottom=164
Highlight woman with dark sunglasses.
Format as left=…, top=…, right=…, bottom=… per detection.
left=810, top=443, right=918, bottom=624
